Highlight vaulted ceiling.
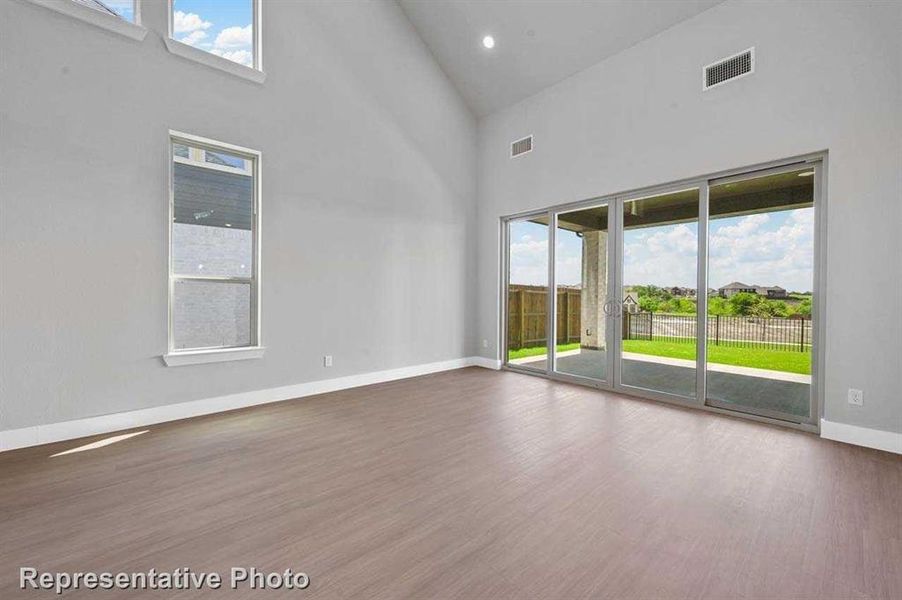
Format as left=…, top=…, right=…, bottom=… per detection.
left=398, top=0, right=724, bottom=117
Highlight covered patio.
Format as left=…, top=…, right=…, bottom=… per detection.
left=511, top=349, right=811, bottom=418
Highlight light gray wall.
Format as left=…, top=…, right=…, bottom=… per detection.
left=0, top=0, right=477, bottom=430
left=476, top=0, right=902, bottom=433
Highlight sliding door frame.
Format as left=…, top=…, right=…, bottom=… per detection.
left=499, top=151, right=826, bottom=433
left=612, top=181, right=707, bottom=406
left=501, top=208, right=554, bottom=378
left=703, top=160, right=824, bottom=426
left=546, top=199, right=617, bottom=389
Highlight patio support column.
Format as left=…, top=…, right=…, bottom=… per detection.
left=580, top=230, right=608, bottom=350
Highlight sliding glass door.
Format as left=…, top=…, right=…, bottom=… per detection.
left=505, top=214, right=550, bottom=373
left=552, top=203, right=613, bottom=384
left=617, top=187, right=701, bottom=399
left=502, top=157, right=820, bottom=427
left=704, top=165, right=817, bottom=421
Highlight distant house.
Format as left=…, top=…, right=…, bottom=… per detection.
left=718, top=282, right=788, bottom=299
left=718, top=282, right=757, bottom=297
left=668, top=286, right=696, bottom=297
left=622, top=290, right=641, bottom=314
left=755, top=285, right=788, bottom=299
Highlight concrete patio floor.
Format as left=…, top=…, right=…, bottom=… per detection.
left=510, top=348, right=811, bottom=418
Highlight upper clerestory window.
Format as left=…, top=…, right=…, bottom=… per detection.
left=74, top=0, right=137, bottom=23
left=26, top=0, right=147, bottom=40
left=165, top=0, right=264, bottom=83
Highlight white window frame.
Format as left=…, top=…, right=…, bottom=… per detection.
left=172, top=143, right=254, bottom=177
left=164, top=131, right=263, bottom=367
left=25, top=0, right=147, bottom=41
left=164, top=0, right=265, bottom=84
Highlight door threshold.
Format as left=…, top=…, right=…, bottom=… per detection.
left=500, top=364, right=818, bottom=434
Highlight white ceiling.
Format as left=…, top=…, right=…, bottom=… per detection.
left=398, top=0, right=724, bottom=117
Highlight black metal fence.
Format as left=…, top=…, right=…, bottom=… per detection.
left=623, top=312, right=812, bottom=352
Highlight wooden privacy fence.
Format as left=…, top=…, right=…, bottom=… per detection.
left=507, top=285, right=581, bottom=350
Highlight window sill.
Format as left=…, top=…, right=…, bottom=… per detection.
left=163, top=38, right=266, bottom=84
left=163, top=346, right=265, bottom=367
left=25, top=0, right=147, bottom=41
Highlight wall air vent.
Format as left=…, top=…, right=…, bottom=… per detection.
left=511, top=135, right=533, bottom=158
left=704, top=48, right=754, bottom=90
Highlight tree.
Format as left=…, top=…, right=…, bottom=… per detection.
left=728, top=292, right=759, bottom=316
left=707, top=297, right=731, bottom=316
left=639, top=297, right=660, bottom=313
left=673, top=298, right=696, bottom=314
left=633, top=285, right=670, bottom=302
left=749, top=301, right=778, bottom=318
left=797, top=297, right=812, bottom=317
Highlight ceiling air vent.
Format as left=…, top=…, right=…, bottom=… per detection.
left=704, top=48, right=754, bottom=90
left=511, top=135, right=533, bottom=158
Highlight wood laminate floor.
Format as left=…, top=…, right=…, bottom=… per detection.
left=1, top=368, right=900, bottom=599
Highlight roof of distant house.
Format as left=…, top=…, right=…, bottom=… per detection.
left=719, top=281, right=753, bottom=290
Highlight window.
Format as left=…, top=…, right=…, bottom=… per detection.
left=27, top=0, right=146, bottom=40
left=166, top=132, right=261, bottom=365
left=165, top=0, right=263, bottom=81
left=74, top=0, right=137, bottom=23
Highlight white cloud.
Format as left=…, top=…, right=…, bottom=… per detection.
left=209, top=24, right=254, bottom=67
left=507, top=208, right=814, bottom=292
left=646, top=223, right=697, bottom=255
left=555, top=243, right=582, bottom=286
left=214, top=25, right=253, bottom=49
left=624, top=224, right=699, bottom=288
left=708, top=209, right=814, bottom=292
left=173, top=10, right=212, bottom=34
left=789, top=209, right=814, bottom=226
left=509, top=234, right=548, bottom=286
left=180, top=30, right=207, bottom=47
left=210, top=49, right=253, bottom=68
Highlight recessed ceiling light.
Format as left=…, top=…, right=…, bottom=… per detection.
left=482, top=35, right=495, bottom=49
left=225, top=223, right=232, bottom=227
left=798, top=171, right=814, bottom=177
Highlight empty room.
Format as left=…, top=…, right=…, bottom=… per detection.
left=1, top=0, right=901, bottom=598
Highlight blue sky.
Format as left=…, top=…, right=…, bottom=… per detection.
left=510, top=207, right=814, bottom=293
left=171, top=0, right=254, bottom=67
left=102, top=0, right=134, bottom=21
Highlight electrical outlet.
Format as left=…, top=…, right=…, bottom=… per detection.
left=324, top=355, right=333, bottom=368
left=482, top=339, right=488, bottom=348
left=848, top=388, right=863, bottom=406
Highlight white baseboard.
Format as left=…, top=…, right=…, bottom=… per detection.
left=6, top=364, right=896, bottom=456
left=0, top=356, right=497, bottom=452
left=820, top=419, right=902, bottom=455
left=469, top=356, right=502, bottom=370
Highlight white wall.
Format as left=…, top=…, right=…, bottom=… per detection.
left=476, top=0, right=902, bottom=433
left=0, top=0, right=477, bottom=430
left=2, top=0, right=900, bottom=440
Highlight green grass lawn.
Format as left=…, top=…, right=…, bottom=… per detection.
left=508, top=342, right=579, bottom=360
left=623, top=340, right=811, bottom=374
